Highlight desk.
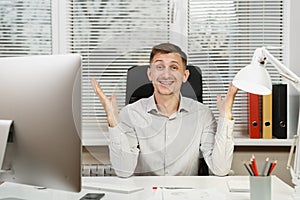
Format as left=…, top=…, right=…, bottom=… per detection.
left=0, top=176, right=294, bottom=200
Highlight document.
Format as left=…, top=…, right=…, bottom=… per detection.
left=226, top=179, right=250, bottom=192
left=83, top=182, right=144, bottom=194
left=148, top=188, right=226, bottom=200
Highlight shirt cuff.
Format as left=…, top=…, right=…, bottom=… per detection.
left=108, top=124, right=139, bottom=152
left=108, top=124, right=123, bottom=144
left=217, top=116, right=234, bottom=139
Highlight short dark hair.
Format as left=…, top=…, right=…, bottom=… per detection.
left=150, top=43, right=187, bottom=67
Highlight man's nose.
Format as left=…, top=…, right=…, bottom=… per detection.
left=162, top=66, right=172, bottom=77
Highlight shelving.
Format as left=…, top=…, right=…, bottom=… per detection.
left=82, top=133, right=295, bottom=147
left=233, top=138, right=293, bottom=146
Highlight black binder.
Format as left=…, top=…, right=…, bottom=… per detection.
left=272, top=84, right=287, bottom=139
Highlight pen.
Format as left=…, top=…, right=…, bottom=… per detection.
left=243, top=162, right=254, bottom=176
left=152, top=186, right=194, bottom=190
left=251, top=155, right=259, bottom=176
left=261, top=157, right=269, bottom=176
left=267, top=160, right=277, bottom=176
left=249, top=159, right=259, bottom=176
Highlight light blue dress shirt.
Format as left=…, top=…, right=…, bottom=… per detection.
left=109, top=95, right=234, bottom=177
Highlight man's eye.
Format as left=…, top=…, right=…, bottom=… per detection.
left=171, top=66, right=178, bottom=71
left=156, top=65, right=164, bottom=70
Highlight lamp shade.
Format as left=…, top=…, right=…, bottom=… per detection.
left=232, top=63, right=272, bottom=95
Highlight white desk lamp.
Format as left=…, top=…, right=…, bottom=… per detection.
left=232, top=47, right=300, bottom=199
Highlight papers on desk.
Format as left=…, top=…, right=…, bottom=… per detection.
left=83, top=182, right=144, bottom=194
left=226, top=180, right=250, bottom=192
left=148, top=188, right=226, bottom=200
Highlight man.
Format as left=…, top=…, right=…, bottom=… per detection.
left=91, top=43, right=238, bottom=177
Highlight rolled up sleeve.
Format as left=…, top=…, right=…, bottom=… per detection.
left=200, top=111, right=234, bottom=176
left=109, top=121, right=140, bottom=178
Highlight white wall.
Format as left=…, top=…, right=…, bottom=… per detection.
left=288, top=1, right=300, bottom=135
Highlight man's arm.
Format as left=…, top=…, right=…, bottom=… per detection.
left=109, top=123, right=140, bottom=177
left=91, top=78, right=139, bottom=177
left=201, top=83, right=238, bottom=176
left=217, top=82, right=238, bottom=120
left=200, top=113, right=234, bottom=176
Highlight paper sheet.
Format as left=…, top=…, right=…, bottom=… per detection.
left=82, top=182, right=144, bottom=194
left=226, top=179, right=250, bottom=192
left=148, top=188, right=226, bottom=200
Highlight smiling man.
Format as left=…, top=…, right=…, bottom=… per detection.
left=91, top=43, right=238, bottom=177
left=147, top=45, right=190, bottom=117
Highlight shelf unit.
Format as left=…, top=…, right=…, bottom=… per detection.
left=232, top=130, right=296, bottom=146
left=233, top=138, right=293, bottom=146
left=82, top=131, right=295, bottom=147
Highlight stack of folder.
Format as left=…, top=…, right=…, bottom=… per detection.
left=248, top=84, right=287, bottom=139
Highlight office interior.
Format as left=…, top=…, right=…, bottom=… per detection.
left=1, top=0, right=300, bottom=194
left=80, top=0, right=300, bottom=187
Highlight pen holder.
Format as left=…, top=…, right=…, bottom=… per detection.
left=250, top=176, right=271, bottom=200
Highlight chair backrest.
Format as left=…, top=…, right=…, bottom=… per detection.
left=125, top=65, right=203, bottom=105
left=125, top=65, right=208, bottom=176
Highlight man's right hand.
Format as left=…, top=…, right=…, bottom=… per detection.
left=91, top=78, right=120, bottom=127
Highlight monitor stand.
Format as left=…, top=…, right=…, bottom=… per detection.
left=0, top=120, right=13, bottom=172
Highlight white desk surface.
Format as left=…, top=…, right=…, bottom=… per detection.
left=0, top=176, right=294, bottom=200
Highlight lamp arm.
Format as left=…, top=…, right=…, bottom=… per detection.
left=252, top=47, right=300, bottom=190
left=261, top=47, right=300, bottom=93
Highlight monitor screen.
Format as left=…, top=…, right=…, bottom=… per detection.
left=0, top=54, right=82, bottom=192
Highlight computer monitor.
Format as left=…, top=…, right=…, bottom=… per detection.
left=0, top=54, right=82, bottom=192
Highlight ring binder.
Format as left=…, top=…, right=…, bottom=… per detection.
left=248, top=93, right=261, bottom=138
left=262, top=94, right=272, bottom=139
left=272, top=84, right=287, bottom=139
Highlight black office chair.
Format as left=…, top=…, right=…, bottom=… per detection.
left=125, top=65, right=203, bottom=104
left=125, top=65, right=208, bottom=175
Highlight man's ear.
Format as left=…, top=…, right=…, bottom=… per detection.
left=147, top=67, right=152, bottom=81
left=182, top=69, right=190, bottom=83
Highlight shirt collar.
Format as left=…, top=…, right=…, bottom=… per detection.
left=146, top=95, right=157, bottom=113
left=146, top=94, right=190, bottom=113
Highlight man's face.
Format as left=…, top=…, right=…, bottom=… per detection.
left=147, top=52, right=189, bottom=97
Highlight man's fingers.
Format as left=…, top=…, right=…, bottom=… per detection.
left=91, top=78, right=107, bottom=100
left=90, top=78, right=120, bottom=127
left=111, top=94, right=117, bottom=106
left=91, top=78, right=100, bottom=94
left=111, top=94, right=119, bottom=114
left=216, top=94, right=222, bottom=102
left=228, top=82, right=238, bottom=96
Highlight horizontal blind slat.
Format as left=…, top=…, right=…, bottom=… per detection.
left=0, top=0, right=52, bottom=57
left=188, top=0, right=285, bottom=136
left=69, top=0, right=170, bottom=134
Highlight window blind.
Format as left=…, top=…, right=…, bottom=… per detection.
left=68, top=0, right=286, bottom=142
left=68, top=0, right=170, bottom=142
left=0, top=0, right=52, bottom=57
left=1, top=0, right=287, bottom=142
left=188, top=0, right=285, bottom=137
